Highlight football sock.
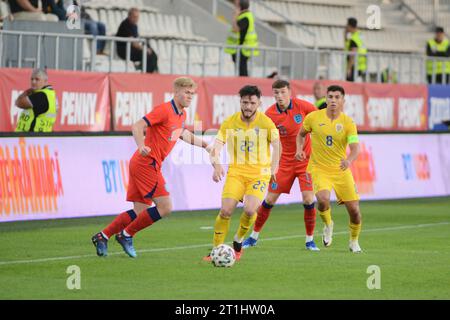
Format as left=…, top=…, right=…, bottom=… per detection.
left=102, top=210, right=137, bottom=239
left=319, top=207, right=332, bottom=226
left=305, top=235, right=313, bottom=242
left=213, top=214, right=230, bottom=247
left=254, top=200, right=273, bottom=232
left=236, top=212, right=257, bottom=242
left=124, top=207, right=161, bottom=237
left=250, top=230, right=260, bottom=240
left=304, top=203, right=316, bottom=238
left=349, top=222, right=362, bottom=241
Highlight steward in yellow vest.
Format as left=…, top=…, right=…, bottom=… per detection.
left=426, top=26, right=450, bottom=84
left=15, top=69, right=57, bottom=132
left=345, top=17, right=367, bottom=82
left=225, top=0, right=259, bottom=76
left=313, top=81, right=327, bottom=109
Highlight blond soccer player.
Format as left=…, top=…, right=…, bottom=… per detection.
left=203, top=85, right=281, bottom=262
left=295, top=85, right=362, bottom=253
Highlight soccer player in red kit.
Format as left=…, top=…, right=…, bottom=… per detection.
left=92, top=77, right=211, bottom=258
left=243, top=79, right=320, bottom=251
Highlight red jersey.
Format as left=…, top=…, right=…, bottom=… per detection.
left=265, top=98, right=316, bottom=166
left=133, top=100, right=186, bottom=167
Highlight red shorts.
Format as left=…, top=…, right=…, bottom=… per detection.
left=126, top=157, right=169, bottom=205
left=268, top=164, right=313, bottom=194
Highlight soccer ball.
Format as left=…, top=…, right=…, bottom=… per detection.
left=210, top=244, right=236, bottom=267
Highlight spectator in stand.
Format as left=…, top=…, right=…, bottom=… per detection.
left=7, top=0, right=58, bottom=21
left=44, top=0, right=66, bottom=21
left=116, top=7, right=158, bottom=73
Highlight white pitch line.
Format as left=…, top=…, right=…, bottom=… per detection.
left=0, top=221, right=448, bottom=266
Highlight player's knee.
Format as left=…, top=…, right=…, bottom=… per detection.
left=220, top=207, right=233, bottom=218
left=317, top=200, right=329, bottom=212
left=156, top=202, right=172, bottom=217
left=302, top=194, right=315, bottom=205
left=243, top=207, right=256, bottom=217
left=349, top=208, right=361, bottom=223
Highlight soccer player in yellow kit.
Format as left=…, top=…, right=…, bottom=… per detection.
left=295, top=85, right=362, bottom=253
left=204, top=85, right=281, bottom=262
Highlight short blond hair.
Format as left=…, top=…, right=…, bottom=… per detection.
left=173, top=77, right=197, bottom=91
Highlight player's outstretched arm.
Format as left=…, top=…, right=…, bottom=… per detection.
left=340, top=143, right=360, bottom=170
left=295, top=127, right=308, bottom=161
left=179, top=129, right=210, bottom=152
left=132, top=119, right=151, bottom=156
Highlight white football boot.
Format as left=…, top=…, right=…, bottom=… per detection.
left=322, top=221, right=334, bottom=247
left=349, top=240, right=362, bottom=253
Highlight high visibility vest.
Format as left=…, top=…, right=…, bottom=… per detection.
left=225, top=11, right=259, bottom=57
left=15, top=86, right=57, bottom=132
left=314, top=97, right=327, bottom=109
left=426, top=38, right=450, bottom=75
left=345, top=31, right=367, bottom=72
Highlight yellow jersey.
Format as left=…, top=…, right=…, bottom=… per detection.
left=216, top=111, right=279, bottom=177
left=303, top=109, right=359, bottom=173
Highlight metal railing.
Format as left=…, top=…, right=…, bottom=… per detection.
left=0, top=30, right=148, bottom=73
left=1, top=30, right=450, bottom=84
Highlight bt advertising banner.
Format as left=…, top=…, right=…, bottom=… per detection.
left=0, top=68, right=110, bottom=132
left=0, top=134, right=449, bottom=222
left=428, top=84, right=450, bottom=131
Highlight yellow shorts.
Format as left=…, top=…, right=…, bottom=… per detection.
left=309, top=168, right=360, bottom=202
left=222, top=173, right=270, bottom=202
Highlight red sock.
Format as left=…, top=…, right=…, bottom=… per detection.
left=102, top=210, right=137, bottom=239
left=124, top=207, right=161, bottom=237
left=254, top=200, right=273, bottom=232
left=303, top=203, right=316, bottom=236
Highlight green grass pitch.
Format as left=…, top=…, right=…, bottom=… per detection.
left=0, top=197, right=449, bottom=299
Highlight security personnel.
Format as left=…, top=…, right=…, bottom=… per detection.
left=426, top=26, right=450, bottom=84
left=345, top=17, right=367, bottom=82
left=225, top=0, right=259, bottom=76
left=313, top=81, right=327, bottom=109
left=15, top=68, right=57, bottom=132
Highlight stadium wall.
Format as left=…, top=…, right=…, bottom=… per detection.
left=2, top=68, right=448, bottom=132
left=0, top=133, right=449, bottom=222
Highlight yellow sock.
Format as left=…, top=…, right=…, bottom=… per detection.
left=213, top=214, right=231, bottom=247
left=236, top=212, right=257, bottom=242
left=349, top=222, right=362, bottom=241
left=319, top=208, right=332, bottom=226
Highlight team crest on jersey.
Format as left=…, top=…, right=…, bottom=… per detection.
left=294, top=114, right=303, bottom=124
left=336, top=123, right=343, bottom=132
left=254, top=127, right=260, bottom=134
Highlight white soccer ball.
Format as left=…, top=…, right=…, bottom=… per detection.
left=210, top=244, right=236, bottom=267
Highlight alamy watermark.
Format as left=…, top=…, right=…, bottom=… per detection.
left=66, top=265, right=81, bottom=290
left=66, top=2, right=81, bottom=30
left=366, top=5, right=381, bottom=30
left=366, top=265, right=381, bottom=290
